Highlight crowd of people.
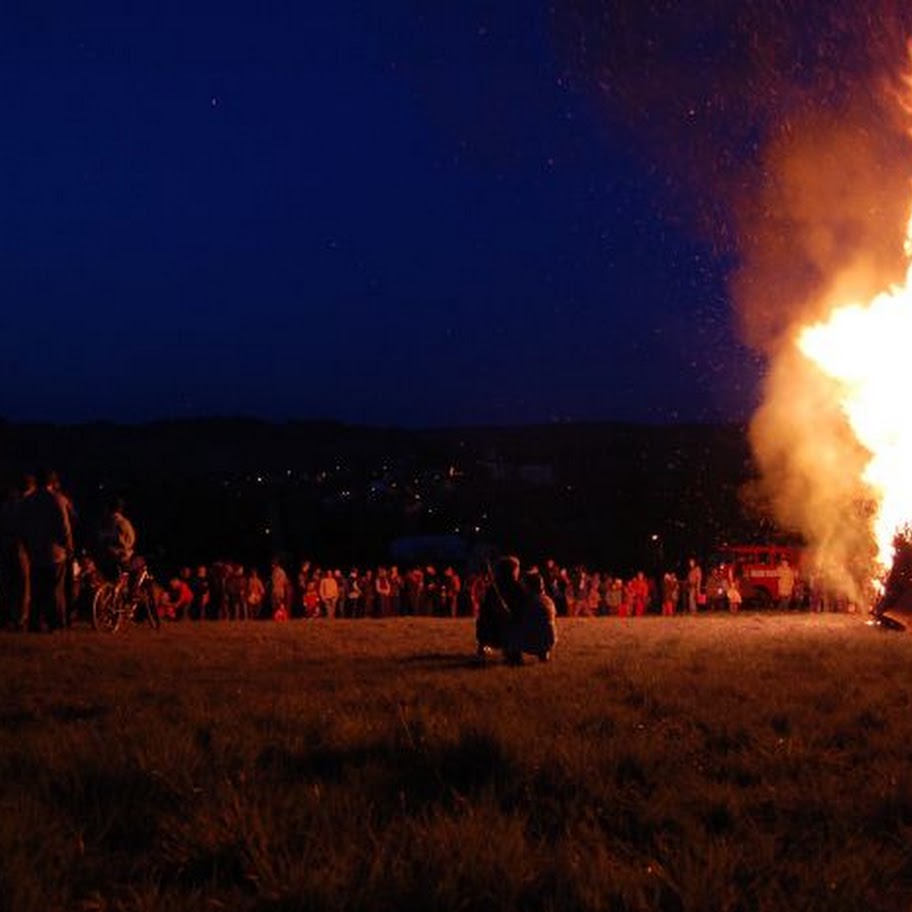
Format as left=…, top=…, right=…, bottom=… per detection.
left=0, top=470, right=138, bottom=633
left=0, top=472, right=835, bottom=658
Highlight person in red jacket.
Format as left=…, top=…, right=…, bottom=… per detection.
left=630, top=571, right=650, bottom=617
left=165, top=576, right=193, bottom=621
left=302, top=579, right=321, bottom=619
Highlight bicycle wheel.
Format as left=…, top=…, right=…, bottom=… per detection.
left=142, top=584, right=160, bottom=630
left=92, top=583, right=123, bottom=633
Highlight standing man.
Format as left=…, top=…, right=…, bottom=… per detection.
left=19, top=469, right=73, bottom=632
left=776, top=556, right=796, bottom=611
left=0, top=476, right=33, bottom=630
left=686, top=557, right=703, bottom=614
left=269, top=556, right=292, bottom=621
left=46, top=471, right=78, bottom=623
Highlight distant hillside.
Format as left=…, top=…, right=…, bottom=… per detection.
left=0, top=419, right=776, bottom=573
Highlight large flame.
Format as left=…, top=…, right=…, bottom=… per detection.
left=796, top=213, right=912, bottom=584
left=549, top=1, right=912, bottom=603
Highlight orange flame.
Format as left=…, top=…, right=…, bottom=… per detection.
left=797, top=211, right=912, bottom=579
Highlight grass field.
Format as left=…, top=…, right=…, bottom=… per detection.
left=2, top=613, right=912, bottom=912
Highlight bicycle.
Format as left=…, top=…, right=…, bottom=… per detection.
left=92, top=555, right=160, bottom=633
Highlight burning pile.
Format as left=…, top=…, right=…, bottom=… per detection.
left=871, top=530, right=912, bottom=628
left=553, top=3, right=912, bottom=610
left=723, top=118, right=912, bottom=610
left=797, top=232, right=912, bottom=596
left=750, top=199, right=912, bottom=615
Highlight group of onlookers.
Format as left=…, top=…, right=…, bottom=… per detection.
left=149, top=553, right=824, bottom=628
left=151, top=557, right=729, bottom=626
left=0, top=470, right=136, bottom=633
left=155, top=553, right=560, bottom=666
left=155, top=560, right=478, bottom=623
left=476, top=555, right=557, bottom=664
left=1, top=535, right=830, bottom=634
left=0, top=472, right=842, bottom=637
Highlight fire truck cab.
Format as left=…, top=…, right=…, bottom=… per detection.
left=713, top=544, right=805, bottom=608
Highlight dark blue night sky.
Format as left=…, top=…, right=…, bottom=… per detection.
left=1, top=2, right=764, bottom=427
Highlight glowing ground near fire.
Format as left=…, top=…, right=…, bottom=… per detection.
left=2, top=615, right=912, bottom=911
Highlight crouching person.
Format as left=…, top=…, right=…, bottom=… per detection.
left=476, top=555, right=524, bottom=662
left=519, top=570, right=557, bottom=662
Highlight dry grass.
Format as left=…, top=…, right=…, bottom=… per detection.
left=1, top=614, right=912, bottom=911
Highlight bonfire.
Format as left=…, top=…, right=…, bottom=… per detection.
left=870, top=529, right=912, bottom=629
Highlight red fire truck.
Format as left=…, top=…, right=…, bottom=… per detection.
left=713, top=543, right=806, bottom=608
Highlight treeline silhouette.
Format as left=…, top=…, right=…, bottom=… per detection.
left=0, top=418, right=770, bottom=575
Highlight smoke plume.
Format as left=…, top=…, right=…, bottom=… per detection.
left=553, top=1, right=912, bottom=596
